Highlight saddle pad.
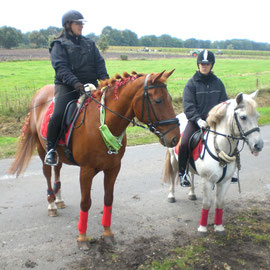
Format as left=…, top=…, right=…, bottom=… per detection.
left=174, top=132, right=203, bottom=161
left=40, top=101, right=71, bottom=146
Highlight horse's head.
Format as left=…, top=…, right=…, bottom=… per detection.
left=233, top=91, right=264, bottom=155
left=133, top=70, right=180, bottom=147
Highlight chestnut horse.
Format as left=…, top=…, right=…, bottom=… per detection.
left=9, top=70, right=180, bottom=250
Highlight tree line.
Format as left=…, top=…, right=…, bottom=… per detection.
left=1, top=25, right=270, bottom=52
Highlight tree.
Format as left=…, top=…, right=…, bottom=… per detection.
left=28, top=31, right=47, bottom=48
left=97, top=34, right=109, bottom=53
left=0, top=26, right=22, bottom=49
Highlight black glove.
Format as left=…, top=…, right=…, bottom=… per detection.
left=74, top=82, right=85, bottom=95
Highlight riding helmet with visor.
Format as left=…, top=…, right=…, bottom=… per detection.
left=197, top=50, right=215, bottom=67
left=62, top=10, right=86, bottom=27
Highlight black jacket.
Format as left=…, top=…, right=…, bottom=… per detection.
left=183, top=71, right=228, bottom=122
left=49, top=32, right=109, bottom=87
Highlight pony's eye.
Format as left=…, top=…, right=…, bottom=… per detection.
left=154, top=99, right=162, bottom=104
left=240, top=115, right=247, bottom=120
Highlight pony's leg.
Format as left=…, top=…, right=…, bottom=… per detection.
left=168, top=151, right=178, bottom=203
left=36, top=140, right=58, bottom=217
left=188, top=173, right=197, bottom=200
left=77, top=166, right=95, bottom=250
left=102, top=165, right=121, bottom=241
left=214, top=180, right=231, bottom=234
left=53, top=162, right=66, bottom=209
left=198, top=179, right=212, bottom=235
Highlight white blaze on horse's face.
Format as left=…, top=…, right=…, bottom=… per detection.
left=234, top=91, right=264, bottom=156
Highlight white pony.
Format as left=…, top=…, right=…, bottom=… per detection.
left=162, top=91, right=264, bottom=235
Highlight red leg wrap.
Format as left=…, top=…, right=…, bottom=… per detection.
left=102, top=205, right=112, bottom=227
left=200, top=208, right=209, bottom=226
left=77, top=210, right=88, bottom=234
left=214, top=208, right=223, bottom=225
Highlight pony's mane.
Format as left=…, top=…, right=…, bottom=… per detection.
left=207, top=95, right=258, bottom=128
left=207, top=101, right=229, bottom=127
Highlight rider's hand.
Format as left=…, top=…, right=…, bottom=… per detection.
left=197, top=118, right=208, bottom=129
left=74, top=82, right=85, bottom=95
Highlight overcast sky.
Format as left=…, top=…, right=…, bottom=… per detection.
left=1, top=0, right=269, bottom=43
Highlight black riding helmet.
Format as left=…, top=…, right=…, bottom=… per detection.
left=197, top=50, right=215, bottom=68
left=62, top=10, right=86, bottom=27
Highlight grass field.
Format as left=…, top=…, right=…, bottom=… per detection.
left=0, top=57, right=270, bottom=158
left=1, top=58, right=270, bottom=116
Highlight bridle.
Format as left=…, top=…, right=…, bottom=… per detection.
left=233, top=107, right=260, bottom=145
left=141, top=74, right=179, bottom=141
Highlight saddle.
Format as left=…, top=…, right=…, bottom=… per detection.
left=41, top=98, right=87, bottom=165
left=175, top=129, right=205, bottom=172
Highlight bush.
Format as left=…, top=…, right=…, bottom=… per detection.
left=120, top=55, right=128, bottom=60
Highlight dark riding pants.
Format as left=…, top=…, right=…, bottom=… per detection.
left=46, top=84, right=79, bottom=147
left=178, top=120, right=199, bottom=174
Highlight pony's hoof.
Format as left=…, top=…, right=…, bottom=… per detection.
left=168, top=197, right=176, bottom=203
left=198, top=225, right=207, bottom=237
left=77, top=240, right=91, bottom=251
left=56, top=201, right=66, bottom=209
left=214, top=225, right=226, bottom=235
left=48, top=209, right=58, bottom=217
left=188, top=194, right=197, bottom=201
left=199, top=231, right=208, bottom=237
left=103, top=235, right=116, bottom=245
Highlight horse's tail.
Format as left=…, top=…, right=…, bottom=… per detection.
left=8, top=113, right=36, bottom=177
left=161, top=148, right=175, bottom=184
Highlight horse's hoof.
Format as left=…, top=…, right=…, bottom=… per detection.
left=48, top=209, right=58, bottom=217
left=188, top=194, right=197, bottom=201
left=103, top=235, right=116, bottom=245
left=214, top=225, right=226, bottom=235
left=56, top=201, right=66, bottom=209
left=77, top=240, right=91, bottom=251
left=168, top=197, right=176, bottom=203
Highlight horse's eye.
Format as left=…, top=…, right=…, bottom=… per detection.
left=240, top=115, right=247, bottom=120
left=154, top=99, right=162, bottom=104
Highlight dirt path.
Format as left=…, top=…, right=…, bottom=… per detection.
left=0, top=125, right=270, bottom=269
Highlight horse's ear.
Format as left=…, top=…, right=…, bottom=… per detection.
left=163, top=69, right=175, bottom=79
left=152, top=70, right=166, bottom=83
left=250, top=90, right=259, bottom=100
left=236, top=93, right=243, bottom=105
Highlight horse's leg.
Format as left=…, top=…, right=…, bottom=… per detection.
left=77, top=166, right=95, bottom=250
left=53, top=162, right=66, bottom=209
left=102, top=165, right=121, bottom=242
left=198, top=178, right=212, bottom=235
left=36, top=140, right=58, bottom=217
left=188, top=173, right=197, bottom=200
left=214, top=179, right=231, bottom=234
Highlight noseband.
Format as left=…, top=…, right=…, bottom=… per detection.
left=141, top=74, right=179, bottom=139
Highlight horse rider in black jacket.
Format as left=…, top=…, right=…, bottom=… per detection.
left=45, top=10, right=109, bottom=166
left=178, top=50, right=228, bottom=187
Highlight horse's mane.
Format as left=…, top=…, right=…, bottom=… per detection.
left=99, top=71, right=144, bottom=89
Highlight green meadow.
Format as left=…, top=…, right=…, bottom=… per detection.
left=1, top=58, right=270, bottom=116
left=0, top=57, right=270, bottom=158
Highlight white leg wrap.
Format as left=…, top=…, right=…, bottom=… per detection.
left=214, top=224, right=225, bottom=232
left=198, top=225, right=207, bottom=233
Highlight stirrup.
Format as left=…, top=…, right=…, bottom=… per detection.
left=44, top=149, right=59, bottom=166
left=179, top=172, right=191, bottom=187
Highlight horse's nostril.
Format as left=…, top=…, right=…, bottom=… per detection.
left=172, top=137, right=179, bottom=147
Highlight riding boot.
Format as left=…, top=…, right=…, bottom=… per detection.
left=178, top=145, right=191, bottom=187
left=44, top=140, right=58, bottom=166
left=44, top=118, right=59, bottom=166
